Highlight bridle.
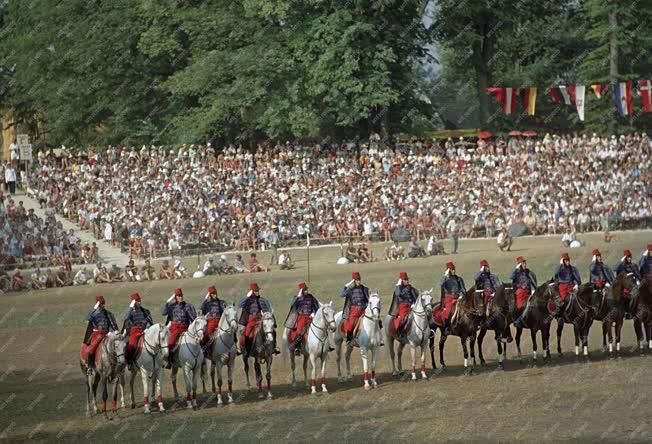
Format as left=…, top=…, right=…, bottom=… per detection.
left=309, top=306, right=335, bottom=348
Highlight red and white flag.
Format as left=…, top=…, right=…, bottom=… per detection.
left=640, top=80, right=652, bottom=112
left=574, top=85, right=586, bottom=121
left=487, top=87, right=518, bottom=114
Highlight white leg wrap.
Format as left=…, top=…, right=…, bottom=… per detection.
left=575, top=346, right=580, bottom=356
left=583, top=345, right=588, bottom=356
left=608, top=343, right=613, bottom=353
left=533, top=351, right=537, bottom=359
left=498, top=353, right=504, bottom=363
left=463, top=358, right=468, bottom=367
left=616, top=342, right=620, bottom=352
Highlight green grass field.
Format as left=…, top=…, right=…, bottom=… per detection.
left=1, top=231, right=651, bottom=442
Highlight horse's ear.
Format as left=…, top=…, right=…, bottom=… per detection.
left=329, top=300, right=332, bottom=306
left=429, top=287, right=434, bottom=294
left=319, top=301, right=323, bottom=307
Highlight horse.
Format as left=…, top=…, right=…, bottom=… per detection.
left=120, top=323, right=170, bottom=413
left=476, top=283, right=514, bottom=370
left=595, top=273, right=636, bottom=358
left=384, top=289, right=433, bottom=380
left=80, top=331, right=127, bottom=418
left=284, top=302, right=336, bottom=394
left=202, top=305, right=238, bottom=405
left=513, top=282, right=552, bottom=366
left=333, top=293, right=383, bottom=389
left=549, top=282, right=595, bottom=360
left=170, top=316, right=207, bottom=410
left=632, top=279, right=652, bottom=355
left=242, top=311, right=276, bottom=399
left=430, top=287, right=483, bottom=375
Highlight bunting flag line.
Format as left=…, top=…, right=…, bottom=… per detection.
left=640, top=80, right=652, bottom=112
left=613, top=81, right=633, bottom=117
left=520, top=87, right=537, bottom=115
left=591, top=83, right=608, bottom=98
left=559, top=85, right=573, bottom=105
left=487, top=87, right=518, bottom=114
left=548, top=86, right=561, bottom=104
left=575, top=85, right=586, bottom=121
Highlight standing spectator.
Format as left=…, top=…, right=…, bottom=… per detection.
left=4, top=163, right=16, bottom=195
left=268, top=228, right=279, bottom=266
left=447, top=217, right=459, bottom=254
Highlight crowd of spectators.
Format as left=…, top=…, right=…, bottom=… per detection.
left=25, top=132, right=651, bottom=260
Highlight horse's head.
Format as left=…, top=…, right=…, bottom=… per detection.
left=223, top=304, right=238, bottom=332
left=541, top=280, right=557, bottom=302
left=368, top=293, right=381, bottom=321
left=419, top=289, right=434, bottom=316
left=261, top=311, right=275, bottom=344
left=109, top=331, right=127, bottom=368
left=466, top=286, right=484, bottom=313
left=191, top=316, right=207, bottom=344
left=159, top=324, right=170, bottom=359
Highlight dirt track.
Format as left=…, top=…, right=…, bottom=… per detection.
left=1, top=231, right=651, bottom=442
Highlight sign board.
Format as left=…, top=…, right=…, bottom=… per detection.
left=17, top=134, right=28, bottom=146
left=19, top=144, right=32, bottom=161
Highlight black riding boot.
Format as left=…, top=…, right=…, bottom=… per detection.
left=85, top=355, right=94, bottom=375
left=272, top=332, right=280, bottom=355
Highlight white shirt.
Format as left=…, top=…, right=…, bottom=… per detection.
left=4, top=168, right=16, bottom=182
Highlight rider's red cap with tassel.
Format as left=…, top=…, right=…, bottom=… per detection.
left=561, top=252, right=570, bottom=261
left=130, top=293, right=140, bottom=301
left=648, top=243, right=652, bottom=251
left=95, top=295, right=105, bottom=303
left=480, top=259, right=489, bottom=267
left=445, top=262, right=455, bottom=270
left=208, top=285, right=217, bottom=294
left=592, top=249, right=601, bottom=256
left=249, top=282, right=259, bottom=291
left=623, top=249, right=632, bottom=257
left=399, top=271, right=409, bottom=280
left=174, top=288, right=183, bottom=296
left=352, top=272, right=361, bottom=280
left=298, top=282, right=307, bottom=290
left=516, top=256, right=525, bottom=263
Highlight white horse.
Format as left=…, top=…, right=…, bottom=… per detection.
left=242, top=311, right=275, bottom=399
left=284, top=302, right=336, bottom=394
left=203, top=305, right=238, bottom=405
left=334, top=293, right=383, bottom=389
left=171, top=316, right=206, bottom=409
left=120, top=323, right=170, bottom=413
left=384, top=289, right=434, bottom=380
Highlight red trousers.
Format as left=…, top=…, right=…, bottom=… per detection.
left=392, top=304, right=412, bottom=332
left=127, top=327, right=144, bottom=358
left=240, top=316, right=260, bottom=348
left=441, top=294, right=457, bottom=321
left=482, top=290, right=492, bottom=305
left=341, top=306, right=365, bottom=335
left=289, top=314, right=311, bottom=343
left=203, top=318, right=220, bottom=342
left=515, top=288, right=530, bottom=311
left=592, top=280, right=606, bottom=289
left=558, top=283, right=574, bottom=300
left=168, top=321, right=188, bottom=348
left=87, top=330, right=108, bottom=356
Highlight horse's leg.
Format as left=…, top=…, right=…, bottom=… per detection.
left=210, top=361, right=216, bottom=397
left=110, top=374, right=120, bottom=418
left=227, top=359, right=234, bottom=403
left=92, top=374, right=100, bottom=415
left=470, top=330, right=477, bottom=368
left=388, top=338, right=398, bottom=376
left=191, top=363, right=200, bottom=409
left=335, top=336, right=343, bottom=382
left=633, top=319, right=644, bottom=355
left=371, top=346, right=379, bottom=387
left=647, top=322, right=652, bottom=351
left=477, top=327, right=487, bottom=366
left=429, top=330, right=437, bottom=370
left=171, top=365, right=180, bottom=404
left=605, top=321, right=614, bottom=358
left=101, top=376, right=109, bottom=416
left=309, top=352, right=318, bottom=394
left=419, top=341, right=428, bottom=380
left=302, top=354, right=309, bottom=388
left=320, top=353, right=328, bottom=393
left=461, top=336, right=471, bottom=375
left=529, top=328, right=538, bottom=367
left=265, top=359, right=273, bottom=400
left=572, top=323, right=581, bottom=361
left=557, top=320, right=565, bottom=358
left=601, top=321, right=608, bottom=354
left=138, top=368, right=149, bottom=414
left=361, top=347, right=370, bottom=389
left=615, top=318, right=623, bottom=359
left=182, top=364, right=193, bottom=409
left=128, top=368, right=135, bottom=409
left=344, top=343, right=353, bottom=381
left=215, top=362, right=223, bottom=405
left=542, top=324, right=551, bottom=364
left=289, top=352, right=297, bottom=387
left=496, top=338, right=505, bottom=370
left=438, top=335, right=447, bottom=373
left=200, top=360, right=207, bottom=394
left=85, top=374, right=93, bottom=417
left=409, top=343, right=417, bottom=380
left=515, top=327, right=523, bottom=362
left=243, top=356, right=251, bottom=391
left=255, top=360, right=263, bottom=398
left=397, top=342, right=406, bottom=374
left=155, top=365, right=165, bottom=412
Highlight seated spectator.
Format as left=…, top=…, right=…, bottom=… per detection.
left=247, top=253, right=268, bottom=273
left=73, top=267, right=92, bottom=285
left=94, top=262, right=112, bottom=283
left=427, top=235, right=445, bottom=255
left=344, top=241, right=359, bottom=263
left=109, top=264, right=126, bottom=282
left=407, top=238, right=426, bottom=258
left=233, top=254, right=245, bottom=273
left=12, top=268, right=26, bottom=291
left=124, top=260, right=138, bottom=282
left=357, top=243, right=374, bottom=262
left=55, top=266, right=71, bottom=287
left=31, top=268, right=44, bottom=290
left=173, top=259, right=187, bottom=279
left=216, top=255, right=234, bottom=274
left=604, top=229, right=616, bottom=243
left=386, top=241, right=405, bottom=261
left=0, top=268, right=9, bottom=293
left=140, top=259, right=157, bottom=280
left=159, top=259, right=175, bottom=279
left=497, top=228, right=513, bottom=252
left=278, top=250, right=294, bottom=270
left=44, top=268, right=56, bottom=288
left=561, top=229, right=575, bottom=248
left=202, top=257, right=217, bottom=275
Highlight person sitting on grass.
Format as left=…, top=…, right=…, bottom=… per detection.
left=109, top=264, right=126, bottom=282
left=497, top=227, right=513, bottom=252
left=345, top=241, right=359, bottom=263
left=140, top=259, right=156, bottom=281
left=407, top=237, right=426, bottom=258
left=247, top=253, right=268, bottom=273
left=389, top=240, right=405, bottom=261
left=56, top=266, right=71, bottom=287
left=31, top=268, right=44, bottom=290
left=124, top=260, right=139, bottom=282
left=94, top=262, right=112, bottom=283
left=174, top=259, right=187, bottom=279
left=358, top=243, right=374, bottom=262
left=278, top=250, right=294, bottom=270
left=159, top=259, right=175, bottom=280
left=12, top=268, right=27, bottom=291
left=73, top=267, right=92, bottom=285
left=233, top=254, right=245, bottom=273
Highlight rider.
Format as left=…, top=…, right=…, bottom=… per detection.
left=287, top=282, right=319, bottom=355
left=199, top=285, right=227, bottom=355
left=161, top=288, right=197, bottom=368
left=122, top=292, right=153, bottom=367
left=509, top=256, right=537, bottom=328
left=474, top=259, right=501, bottom=307
left=551, top=252, right=582, bottom=317
left=389, top=272, right=418, bottom=336
left=83, top=295, right=118, bottom=375
left=340, top=272, right=368, bottom=342
left=439, top=262, right=466, bottom=334
left=238, top=282, right=281, bottom=355
left=614, top=249, right=641, bottom=282
left=640, top=243, right=652, bottom=286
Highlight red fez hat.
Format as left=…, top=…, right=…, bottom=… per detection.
left=130, top=293, right=140, bottom=301
left=592, top=249, right=601, bottom=256
left=352, top=272, right=361, bottom=280
left=480, top=259, right=489, bottom=267
left=174, top=288, right=183, bottom=296
left=561, top=252, right=570, bottom=261
left=399, top=271, right=409, bottom=280
left=516, top=256, right=525, bottom=263
left=249, top=282, right=259, bottom=291
left=96, top=295, right=105, bottom=303
left=298, top=282, right=307, bottom=290
left=208, top=285, right=217, bottom=294
left=445, top=262, right=455, bottom=270
left=623, top=249, right=632, bottom=257
left=648, top=243, right=652, bottom=251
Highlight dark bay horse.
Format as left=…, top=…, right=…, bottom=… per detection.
left=514, top=282, right=552, bottom=366
left=430, top=287, right=483, bottom=375
left=632, top=279, right=652, bottom=355
left=549, top=282, right=595, bottom=360
left=595, top=272, right=636, bottom=358
left=477, top=283, right=514, bottom=370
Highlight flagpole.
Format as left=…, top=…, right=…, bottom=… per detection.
left=306, top=230, right=310, bottom=284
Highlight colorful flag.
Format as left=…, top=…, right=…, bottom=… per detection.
left=547, top=87, right=561, bottom=104
left=639, top=80, right=652, bottom=112
left=487, top=87, right=518, bottom=114
left=520, top=87, right=537, bottom=115
left=613, top=81, right=633, bottom=116
left=558, top=86, right=573, bottom=105
left=591, top=83, right=607, bottom=98
left=574, top=85, right=586, bottom=121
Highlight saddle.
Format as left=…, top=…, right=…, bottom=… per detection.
left=127, top=335, right=145, bottom=365
left=80, top=339, right=105, bottom=368
left=339, top=316, right=363, bottom=338
left=390, top=313, right=413, bottom=338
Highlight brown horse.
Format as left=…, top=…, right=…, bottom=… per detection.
left=595, top=272, right=636, bottom=358
left=550, top=282, right=595, bottom=360
left=514, top=282, right=552, bottom=366
left=477, top=283, right=514, bottom=370
left=632, top=279, right=652, bottom=355
left=430, top=287, right=483, bottom=375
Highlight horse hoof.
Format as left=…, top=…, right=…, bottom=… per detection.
left=310, top=387, right=317, bottom=395
left=391, top=371, right=398, bottom=377
left=267, top=393, right=273, bottom=400
left=411, top=373, right=417, bottom=381
left=258, top=392, right=265, bottom=399
left=421, top=372, right=428, bottom=380
left=337, top=376, right=345, bottom=383
left=372, top=380, right=378, bottom=388
left=496, top=364, right=505, bottom=371
left=435, top=366, right=446, bottom=376
left=463, top=368, right=473, bottom=376
left=321, top=385, right=328, bottom=393
left=291, top=381, right=297, bottom=388
left=364, top=384, right=371, bottom=391
left=480, top=360, right=487, bottom=367
left=130, top=403, right=136, bottom=410
left=346, top=376, right=352, bottom=382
